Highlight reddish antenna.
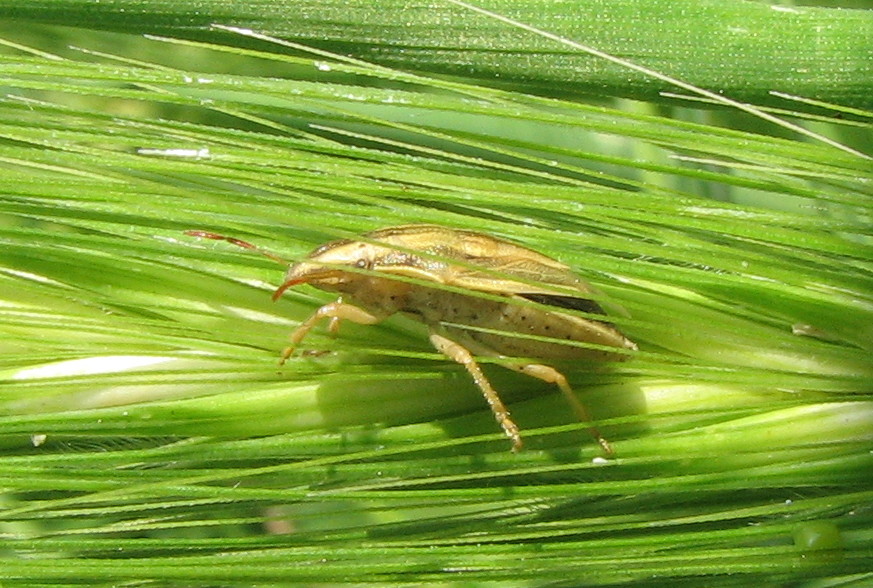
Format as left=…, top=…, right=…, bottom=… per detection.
left=185, top=230, right=289, bottom=266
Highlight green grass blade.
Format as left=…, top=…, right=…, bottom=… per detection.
left=0, top=0, right=870, bottom=107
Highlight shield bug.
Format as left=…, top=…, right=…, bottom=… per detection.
left=187, top=225, right=637, bottom=453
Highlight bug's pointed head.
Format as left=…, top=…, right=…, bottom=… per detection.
left=271, top=263, right=342, bottom=301
left=272, top=239, right=385, bottom=301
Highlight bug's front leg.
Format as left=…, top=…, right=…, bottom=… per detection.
left=280, top=299, right=384, bottom=364
left=429, top=331, right=523, bottom=453
left=508, top=363, right=613, bottom=456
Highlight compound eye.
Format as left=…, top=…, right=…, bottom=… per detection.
left=354, top=258, right=372, bottom=270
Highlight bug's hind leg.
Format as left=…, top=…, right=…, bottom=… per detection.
left=508, top=363, right=613, bottom=456
left=429, top=332, right=523, bottom=453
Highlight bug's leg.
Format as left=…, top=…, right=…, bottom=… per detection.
left=429, top=332, right=523, bottom=453
left=280, top=299, right=383, bottom=364
left=508, top=363, right=613, bottom=456
left=326, top=297, right=344, bottom=336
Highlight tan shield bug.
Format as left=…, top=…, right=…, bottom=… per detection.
left=187, top=225, right=637, bottom=453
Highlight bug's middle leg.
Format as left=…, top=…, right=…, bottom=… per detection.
left=429, top=331, right=523, bottom=452
left=281, top=299, right=383, bottom=364
left=508, top=363, right=613, bottom=456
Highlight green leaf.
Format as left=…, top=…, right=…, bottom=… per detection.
left=0, top=0, right=871, bottom=107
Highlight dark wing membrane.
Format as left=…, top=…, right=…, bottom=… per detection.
left=518, top=292, right=607, bottom=317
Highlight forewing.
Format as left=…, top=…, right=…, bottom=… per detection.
left=366, top=224, right=596, bottom=297
left=444, top=243, right=595, bottom=299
